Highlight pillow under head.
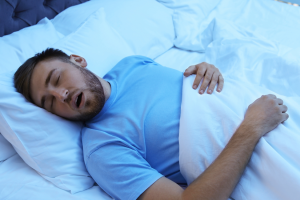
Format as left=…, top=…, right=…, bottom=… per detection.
left=0, top=134, right=16, bottom=162
left=0, top=71, right=94, bottom=193
left=0, top=6, right=136, bottom=194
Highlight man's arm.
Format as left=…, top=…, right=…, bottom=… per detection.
left=138, top=94, right=288, bottom=200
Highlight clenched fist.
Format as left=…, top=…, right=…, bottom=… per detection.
left=243, top=94, right=289, bottom=139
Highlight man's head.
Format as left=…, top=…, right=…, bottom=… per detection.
left=14, top=48, right=105, bottom=121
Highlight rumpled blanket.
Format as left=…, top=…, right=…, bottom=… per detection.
left=179, top=19, right=300, bottom=200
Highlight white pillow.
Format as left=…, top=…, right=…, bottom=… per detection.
left=0, top=18, right=63, bottom=74
left=51, top=0, right=174, bottom=59
left=51, top=7, right=134, bottom=77
left=0, top=134, right=16, bottom=161
left=0, top=7, right=134, bottom=194
left=0, top=154, right=112, bottom=200
left=157, top=0, right=221, bottom=52
left=0, top=71, right=94, bottom=193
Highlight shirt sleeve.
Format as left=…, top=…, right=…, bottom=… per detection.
left=86, top=142, right=163, bottom=200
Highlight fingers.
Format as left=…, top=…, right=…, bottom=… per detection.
left=207, top=72, right=220, bottom=94
left=280, top=102, right=289, bottom=123
left=266, top=95, right=287, bottom=113
left=276, top=98, right=283, bottom=105
left=281, top=104, right=288, bottom=113
left=266, top=94, right=277, bottom=99
left=282, top=113, right=289, bottom=123
left=264, top=94, right=283, bottom=105
left=217, top=74, right=224, bottom=92
left=192, top=66, right=206, bottom=90
left=186, top=62, right=224, bottom=94
left=259, top=94, right=289, bottom=124
left=199, top=68, right=214, bottom=94
left=269, top=95, right=288, bottom=122
left=184, top=65, right=197, bottom=77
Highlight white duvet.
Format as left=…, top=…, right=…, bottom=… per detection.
left=179, top=19, right=300, bottom=199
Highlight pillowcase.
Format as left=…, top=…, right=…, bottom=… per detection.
left=0, top=154, right=112, bottom=200
left=0, top=134, right=16, bottom=161
left=0, top=71, right=94, bottom=194
left=51, top=0, right=174, bottom=59
left=156, top=0, right=221, bottom=52
left=51, top=7, right=134, bottom=77
left=0, top=18, right=63, bottom=74
left=0, top=7, right=135, bottom=194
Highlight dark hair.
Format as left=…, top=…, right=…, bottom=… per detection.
left=14, top=48, right=70, bottom=103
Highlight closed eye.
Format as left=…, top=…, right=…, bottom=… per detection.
left=56, top=75, right=60, bottom=86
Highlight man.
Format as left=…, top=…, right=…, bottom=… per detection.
left=14, top=48, right=288, bottom=200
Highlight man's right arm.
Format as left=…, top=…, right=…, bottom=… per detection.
left=138, top=94, right=288, bottom=200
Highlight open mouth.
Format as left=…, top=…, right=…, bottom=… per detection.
left=75, top=92, right=83, bottom=108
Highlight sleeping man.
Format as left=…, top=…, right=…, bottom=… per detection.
left=14, top=48, right=288, bottom=200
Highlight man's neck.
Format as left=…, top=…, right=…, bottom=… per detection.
left=98, top=76, right=111, bottom=103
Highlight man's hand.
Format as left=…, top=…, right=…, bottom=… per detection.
left=242, top=94, right=289, bottom=139
left=184, top=62, right=224, bottom=94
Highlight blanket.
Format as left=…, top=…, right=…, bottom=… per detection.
left=179, top=19, right=300, bottom=200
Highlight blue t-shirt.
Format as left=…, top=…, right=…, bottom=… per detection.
left=82, top=55, right=186, bottom=200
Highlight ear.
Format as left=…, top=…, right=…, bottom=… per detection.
left=70, top=54, right=87, bottom=68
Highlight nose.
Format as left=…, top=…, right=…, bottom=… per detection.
left=49, top=88, right=69, bottom=103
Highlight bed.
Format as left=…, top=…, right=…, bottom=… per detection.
left=0, top=0, right=300, bottom=199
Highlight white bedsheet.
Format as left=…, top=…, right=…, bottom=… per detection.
left=177, top=0, right=300, bottom=52
left=180, top=76, right=300, bottom=199
left=154, top=47, right=205, bottom=72
left=179, top=3, right=300, bottom=199
left=0, top=154, right=112, bottom=200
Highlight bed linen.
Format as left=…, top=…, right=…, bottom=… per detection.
left=0, top=15, right=98, bottom=194
left=163, top=0, right=300, bottom=52
left=213, top=0, right=300, bottom=50
left=154, top=48, right=205, bottom=72
left=51, top=0, right=174, bottom=59
left=179, top=3, right=300, bottom=200
left=1, top=0, right=299, bottom=199
left=180, top=77, right=300, bottom=199
left=0, top=71, right=95, bottom=194
left=0, top=154, right=112, bottom=200
left=0, top=134, right=16, bottom=162
left=0, top=18, right=64, bottom=74
left=156, top=0, right=221, bottom=52
left=51, top=7, right=134, bottom=78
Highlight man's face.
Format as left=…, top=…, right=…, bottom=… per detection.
left=30, top=56, right=105, bottom=121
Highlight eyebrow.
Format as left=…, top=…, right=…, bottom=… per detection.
left=41, top=68, right=56, bottom=108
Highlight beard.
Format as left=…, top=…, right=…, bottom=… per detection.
left=69, top=64, right=105, bottom=122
